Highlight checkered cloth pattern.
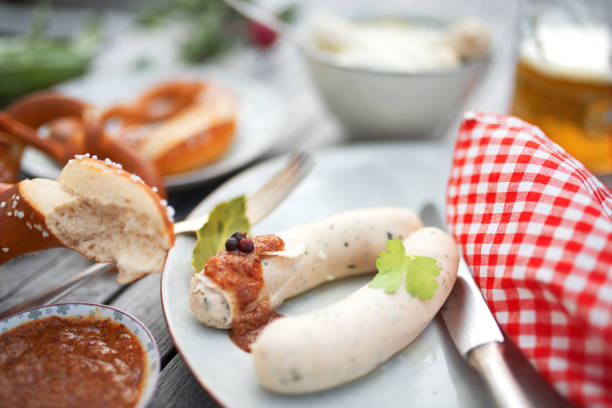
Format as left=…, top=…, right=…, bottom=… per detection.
left=446, top=111, right=612, bottom=408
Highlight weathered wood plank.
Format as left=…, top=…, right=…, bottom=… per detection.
left=0, top=249, right=67, bottom=301
left=0, top=249, right=122, bottom=313
left=150, top=354, right=219, bottom=408
left=107, top=273, right=175, bottom=360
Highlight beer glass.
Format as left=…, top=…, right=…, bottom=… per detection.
left=511, top=0, right=612, bottom=175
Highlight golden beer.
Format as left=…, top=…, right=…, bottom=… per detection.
left=511, top=24, right=612, bottom=174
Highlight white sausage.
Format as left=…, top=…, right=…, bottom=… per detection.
left=251, top=227, right=459, bottom=394
left=189, top=207, right=422, bottom=328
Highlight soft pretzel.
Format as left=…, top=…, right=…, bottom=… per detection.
left=0, top=134, right=21, bottom=184
left=0, top=91, right=167, bottom=197
left=0, top=156, right=175, bottom=283
left=0, top=94, right=44, bottom=183
left=104, top=80, right=236, bottom=175
left=102, top=80, right=205, bottom=126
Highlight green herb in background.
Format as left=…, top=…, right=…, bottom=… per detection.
left=137, top=0, right=298, bottom=63
left=181, top=5, right=237, bottom=63
left=0, top=3, right=102, bottom=104
left=131, top=56, right=153, bottom=72
left=276, top=4, right=298, bottom=23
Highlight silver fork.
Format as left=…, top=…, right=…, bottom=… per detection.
left=174, top=151, right=313, bottom=233
left=0, top=152, right=314, bottom=319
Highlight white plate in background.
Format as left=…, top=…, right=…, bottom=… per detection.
left=20, top=69, right=288, bottom=190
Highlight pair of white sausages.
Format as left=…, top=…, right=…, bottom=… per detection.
left=189, top=207, right=459, bottom=394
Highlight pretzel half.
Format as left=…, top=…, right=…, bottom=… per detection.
left=0, top=156, right=175, bottom=283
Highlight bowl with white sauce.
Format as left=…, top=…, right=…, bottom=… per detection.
left=298, top=12, right=493, bottom=138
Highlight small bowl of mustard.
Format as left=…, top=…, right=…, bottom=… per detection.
left=0, top=303, right=159, bottom=408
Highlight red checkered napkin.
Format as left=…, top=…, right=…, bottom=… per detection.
left=446, top=111, right=612, bottom=408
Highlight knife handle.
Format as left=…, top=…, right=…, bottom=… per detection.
left=469, top=342, right=533, bottom=408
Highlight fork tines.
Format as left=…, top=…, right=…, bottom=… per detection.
left=246, top=151, right=314, bottom=224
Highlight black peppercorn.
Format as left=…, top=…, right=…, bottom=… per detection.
left=238, top=238, right=254, bottom=253
left=231, top=232, right=245, bottom=241
left=225, top=237, right=238, bottom=251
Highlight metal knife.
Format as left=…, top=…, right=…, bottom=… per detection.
left=420, top=203, right=533, bottom=408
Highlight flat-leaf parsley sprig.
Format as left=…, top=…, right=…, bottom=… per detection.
left=369, top=238, right=440, bottom=300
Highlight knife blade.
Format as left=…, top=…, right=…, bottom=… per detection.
left=420, top=203, right=503, bottom=353
left=420, top=202, right=532, bottom=408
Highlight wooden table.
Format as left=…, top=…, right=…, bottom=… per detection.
left=0, top=3, right=523, bottom=406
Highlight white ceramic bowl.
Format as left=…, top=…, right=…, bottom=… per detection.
left=300, top=45, right=490, bottom=138
left=279, top=0, right=519, bottom=138
left=0, top=303, right=160, bottom=408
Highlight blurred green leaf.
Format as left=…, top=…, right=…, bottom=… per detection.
left=136, top=2, right=176, bottom=27
left=0, top=6, right=102, bottom=103
left=131, top=56, right=153, bottom=72
left=73, top=15, right=103, bottom=55
left=181, top=9, right=232, bottom=62
left=29, top=2, right=51, bottom=40
left=277, top=4, right=299, bottom=23
left=136, top=0, right=298, bottom=64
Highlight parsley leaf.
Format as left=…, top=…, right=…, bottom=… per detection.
left=404, top=256, right=440, bottom=300
left=371, top=239, right=408, bottom=293
left=369, top=238, right=440, bottom=300
left=191, top=195, right=250, bottom=274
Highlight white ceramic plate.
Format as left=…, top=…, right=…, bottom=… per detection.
left=0, top=302, right=160, bottom=408
left=20, top=69, right=288, bottom=190
left=160, top=142, right=501, bottom=407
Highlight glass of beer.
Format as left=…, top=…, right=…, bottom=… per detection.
left=511, top=1, right=612, bottom=175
